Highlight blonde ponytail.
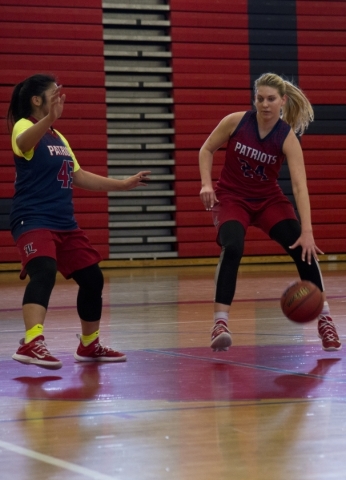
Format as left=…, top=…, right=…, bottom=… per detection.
left=254, top=73, right=314, bottom=136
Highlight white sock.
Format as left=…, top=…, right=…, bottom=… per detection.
left=320, top=301, right=330, bottom=317
left=214, top=312, right=229, bottom=324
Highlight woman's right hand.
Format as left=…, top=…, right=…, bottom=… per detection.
left=48, top=85, right=65, bottom=122
left=200, top=184, right=218, bottom=211
left=15, top=85, right=66, bottom=154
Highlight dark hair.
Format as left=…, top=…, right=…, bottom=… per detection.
left=7, top=73, right=56, bottom=129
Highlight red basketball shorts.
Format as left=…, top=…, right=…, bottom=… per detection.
left=16, top=228, right=103, bottom=279
left=212, top=192, right=298, bottom=244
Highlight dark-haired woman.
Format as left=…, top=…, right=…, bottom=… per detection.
left=199, top=72, right=341, bottom=353
left=8, top=74, right=150, bottom=369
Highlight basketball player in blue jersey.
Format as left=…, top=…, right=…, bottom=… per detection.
left=7, top=73, right=151, bottom=369
left=199, top=73, right=341, bottom=353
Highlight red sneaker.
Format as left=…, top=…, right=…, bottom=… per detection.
left=318, top=315, right=342, bottom=351
left=74, top=335, right=127, bottom=362
left=210, top=321, right=232, bottom=352
left=12, top=336, right=63, bottom=370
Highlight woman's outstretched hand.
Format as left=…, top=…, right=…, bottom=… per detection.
left=123, top=171, right=151, bottom=190
left=48, top=85, right=66, bottom=122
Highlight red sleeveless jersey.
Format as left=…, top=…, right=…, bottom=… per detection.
left=215, top=110, right=291, bottom=199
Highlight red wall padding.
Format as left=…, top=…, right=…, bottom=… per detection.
left=170, top=0, right=251, bottom=258
left=171, top=0, right=346, bottom=258
left=0, top=0, right=108, bottom=263
left=297, top=1, right=346, bottom=104
left=295, top=2, right=346, bottom=257
left=1, top=1, right=345, bottom=263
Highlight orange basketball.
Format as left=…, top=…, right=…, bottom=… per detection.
left=280, top=280, right=324, bottom=323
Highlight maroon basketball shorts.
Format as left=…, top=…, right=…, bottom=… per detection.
left=212, top=192, right=298, bottom=241
left=16, top=228, right=103, bottom=279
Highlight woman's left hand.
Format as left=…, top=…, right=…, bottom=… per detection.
left=123, top=171, right=151, bottom=190
left=289, top=231, right=324, bottom=265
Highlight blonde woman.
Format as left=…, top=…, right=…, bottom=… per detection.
left=199, top=72, right=341, bottom=352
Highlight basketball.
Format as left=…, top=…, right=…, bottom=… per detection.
left=280, top=280, right=324, bottom=323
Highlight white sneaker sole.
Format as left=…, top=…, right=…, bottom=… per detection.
left=211, top=332, right=232, bottom=352
left=12, top=353, right=63, bottom=370
left=73, top=353, right=127, bottom=362
left=318, top=334, right=342, bottom=351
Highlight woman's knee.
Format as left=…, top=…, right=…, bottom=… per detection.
left=72, top=263, right=104, bottom=293
left=219, top=221, right=245, bottom=259
left=269, top=219, right=301, bottom=249
left=72, top=264, right=104, bottom=322
left=23, top=256, right=57, bottom=308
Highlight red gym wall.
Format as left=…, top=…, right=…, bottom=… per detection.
left=171, top=0, right=251, bottom=257
left=0, top=0, right=109, bottom=263
left=296, top=1, right=346, bottom=255
left=171, top=0, right=346, bottom=258
left=1, top=0, right=346, bottom=264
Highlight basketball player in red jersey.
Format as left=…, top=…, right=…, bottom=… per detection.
left=199, top=73, right=341, bottom=352
left=7, top=74, right=151, bottom=369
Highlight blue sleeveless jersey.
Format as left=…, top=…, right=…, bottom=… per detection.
left=10, top=119, right=79, bottom=241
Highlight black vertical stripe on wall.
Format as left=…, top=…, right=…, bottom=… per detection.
left=247, top=0, right=298, bottom=199
left=247, top=0, right=298, bottom=87
left=306, top=106, right=346, bottom=135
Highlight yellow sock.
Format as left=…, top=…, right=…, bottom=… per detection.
left=81, top=330, right=99, bottom=346
left=25, top=324, right=44, bottom=344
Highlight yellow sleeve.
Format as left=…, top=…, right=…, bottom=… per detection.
left=12, top=120, right=80, bottom=172
left=12, top=118, right=35, bottom=160
left=54, top=130, right=80, bottom=172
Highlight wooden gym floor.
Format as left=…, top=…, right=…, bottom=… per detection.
left=1, top=262, right=346, bottom=480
